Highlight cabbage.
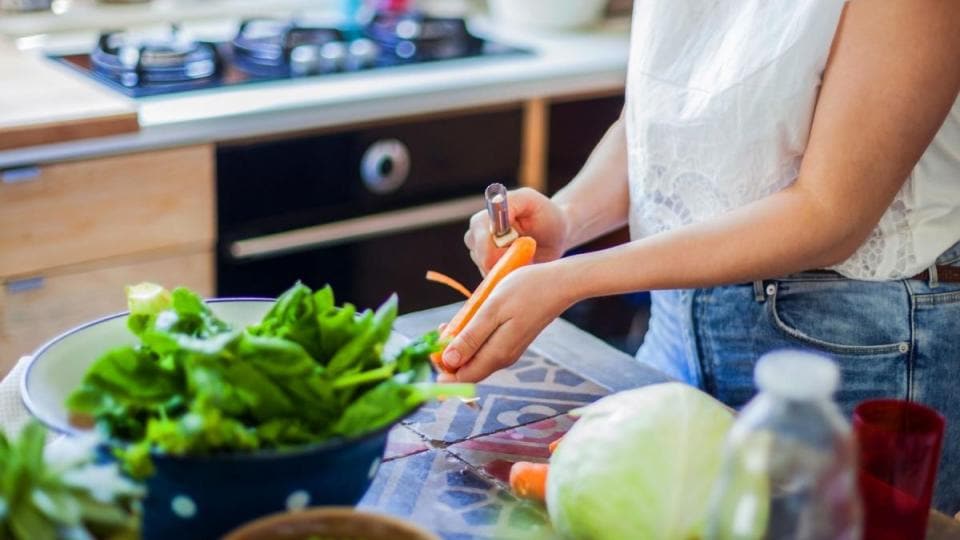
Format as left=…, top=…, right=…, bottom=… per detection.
left=547, top=383, right=735, bottom=540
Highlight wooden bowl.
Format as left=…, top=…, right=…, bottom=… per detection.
left=223, top=507, right=439, bottom=540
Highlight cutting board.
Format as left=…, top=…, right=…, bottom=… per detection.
left=0, top=39, right=138, bottom=151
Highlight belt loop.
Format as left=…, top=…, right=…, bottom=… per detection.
left=753, top=280, right=766, bottom=302
left=928, top=264, right=940, bottom=289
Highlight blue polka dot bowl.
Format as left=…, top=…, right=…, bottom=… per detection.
left=141, top=423, right=395, bottom=540
left=22, top=299, right=428, bottom=540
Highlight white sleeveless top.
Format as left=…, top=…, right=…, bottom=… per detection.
left=625, top=0, right=960, bottom=280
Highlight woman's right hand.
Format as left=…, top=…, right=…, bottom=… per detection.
left=464, top=187, right=569, bottom=275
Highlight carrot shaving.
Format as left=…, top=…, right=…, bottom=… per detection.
left=425, top=270, right=473, bottom=299
left=510, top=461, right=549, bottom=502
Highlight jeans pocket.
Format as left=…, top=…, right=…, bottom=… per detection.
left=768, top=279, right=909, bottom=356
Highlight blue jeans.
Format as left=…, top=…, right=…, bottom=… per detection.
left=637, top=246, right=960, bottom=512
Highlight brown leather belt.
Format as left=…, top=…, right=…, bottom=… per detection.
left=808, top=265, right=960, bottom=283
left=911, top=265, right=960, bottom=283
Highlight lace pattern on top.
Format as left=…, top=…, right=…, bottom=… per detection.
left=624, top=0, right=930, bottom=280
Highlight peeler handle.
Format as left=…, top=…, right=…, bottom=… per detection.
left=484, top=183, right=519, bottom=248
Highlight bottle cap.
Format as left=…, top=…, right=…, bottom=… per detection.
left=754, top=350, right=839, bottom=401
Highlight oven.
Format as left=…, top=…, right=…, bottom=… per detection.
left=216, top=107, right=522, bottom=312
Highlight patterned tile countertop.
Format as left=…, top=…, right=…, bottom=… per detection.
left=358, top=304, right=670, bottom=539
left=365, top=305, right=960, bottom=540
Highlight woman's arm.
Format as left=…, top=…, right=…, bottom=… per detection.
left=565, top=0, right=960, bottom=296
left=552, top=113, right=631, bottom=251
left=442, top=0, right=960, bottom=382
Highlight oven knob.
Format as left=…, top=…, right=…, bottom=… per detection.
left=361, top=139, right=410, bottom=194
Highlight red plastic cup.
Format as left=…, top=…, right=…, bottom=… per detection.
left=853, top=399, right=945, bottom=540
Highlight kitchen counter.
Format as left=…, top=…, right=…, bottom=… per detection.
left=0, top=16, right=629, bottom=168
left=366, top=304, right=960, bottom=539
left=0, top=303, right=957, bottom=537
left=0, top=38, right=137, bottom=151
left=360, top=303, right=669, bottom=538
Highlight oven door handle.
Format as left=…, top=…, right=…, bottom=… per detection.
left=228, top=195, right=483, bottom=261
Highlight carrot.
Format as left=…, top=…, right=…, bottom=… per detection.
left=425, top=270, right=473, bottom=299
left=510, top=461, right=549, bottom=502
left=548, top=436, right=563, bottom=454
left=430, top=236, right=537, bottom=373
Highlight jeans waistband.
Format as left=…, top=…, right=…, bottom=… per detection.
left=753, top=241, right=960, bottom=295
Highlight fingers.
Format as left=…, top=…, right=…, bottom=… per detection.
left=451, top=320, right=526, bottom=383
left=441, top=301, right=500, bottom=371
left=464, top=187, right=550, bottom=275
left=466, top=210, right=505, bottom=275
left=506, top=187, right=542, bottom=228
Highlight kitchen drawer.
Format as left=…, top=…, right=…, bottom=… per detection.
left=0, top=145, right=215, bottom=278
left=0, top=249, right=213, bottom=376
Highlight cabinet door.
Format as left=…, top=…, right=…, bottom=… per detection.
left=547, top=95, right=624, bottom=195
left=0, top=145, right=214, bottom=278
left=0, top=250, right=213, bottom=376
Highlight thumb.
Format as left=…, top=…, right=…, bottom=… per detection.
left=506, top=188, right=543, bottom=230
left=441, top=309, right=498, bottom=371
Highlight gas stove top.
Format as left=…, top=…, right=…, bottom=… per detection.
left=53, top=13, right=526, bottom=98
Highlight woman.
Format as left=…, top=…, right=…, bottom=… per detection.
left=440, top=1, right=960, bottom=511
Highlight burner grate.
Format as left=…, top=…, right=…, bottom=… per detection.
left=91, top=30, right=221, bottom=88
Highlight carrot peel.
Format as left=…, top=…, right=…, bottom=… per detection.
left=429, top=236, right=537, bottom=373
left=426, top=270, right=473, bottom=299
left=510, top=461, right=549, bottom=502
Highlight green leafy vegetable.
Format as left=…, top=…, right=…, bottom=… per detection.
left=0, top=423, right=142, bottom=540
left=546, top=383, right=735, bottom=540
left=67, top=282, right=474, bottom=478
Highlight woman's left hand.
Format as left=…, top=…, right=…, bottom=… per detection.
left=438, top=261, right=576, bottom=383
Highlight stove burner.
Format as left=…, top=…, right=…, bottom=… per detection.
left=54, top=14, right=527, bottom=97
left=232, top=19, right=344, bottom=76
left=91, top=30, right=220, bottom=88
left=365, top=13, right=481, bottom=63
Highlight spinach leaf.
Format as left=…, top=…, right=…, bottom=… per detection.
left=332, top=380, right=474, bottom=438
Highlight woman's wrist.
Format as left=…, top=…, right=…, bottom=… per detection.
left=554, top=200, right=577, bottom=254
left=538, top=255, right=591, bottom=308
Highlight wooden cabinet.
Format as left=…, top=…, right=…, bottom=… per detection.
left=0, top=145, right=214, bottom=277
left=0, top=250, right=213, bottom=374
left=0, top=145, right=215, bottom=374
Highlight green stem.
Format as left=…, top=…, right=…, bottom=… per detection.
left=331, top=365, right=396, bottom=389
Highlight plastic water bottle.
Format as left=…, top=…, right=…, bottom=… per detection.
left=705, top=350, right=862, bottom=540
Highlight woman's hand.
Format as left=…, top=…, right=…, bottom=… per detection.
left=438, top=261, right=576, bottom=383
left=464, top=187, right=569, bottom=275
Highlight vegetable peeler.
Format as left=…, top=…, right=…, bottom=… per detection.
left=485, top=182, right=519, bottom=248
